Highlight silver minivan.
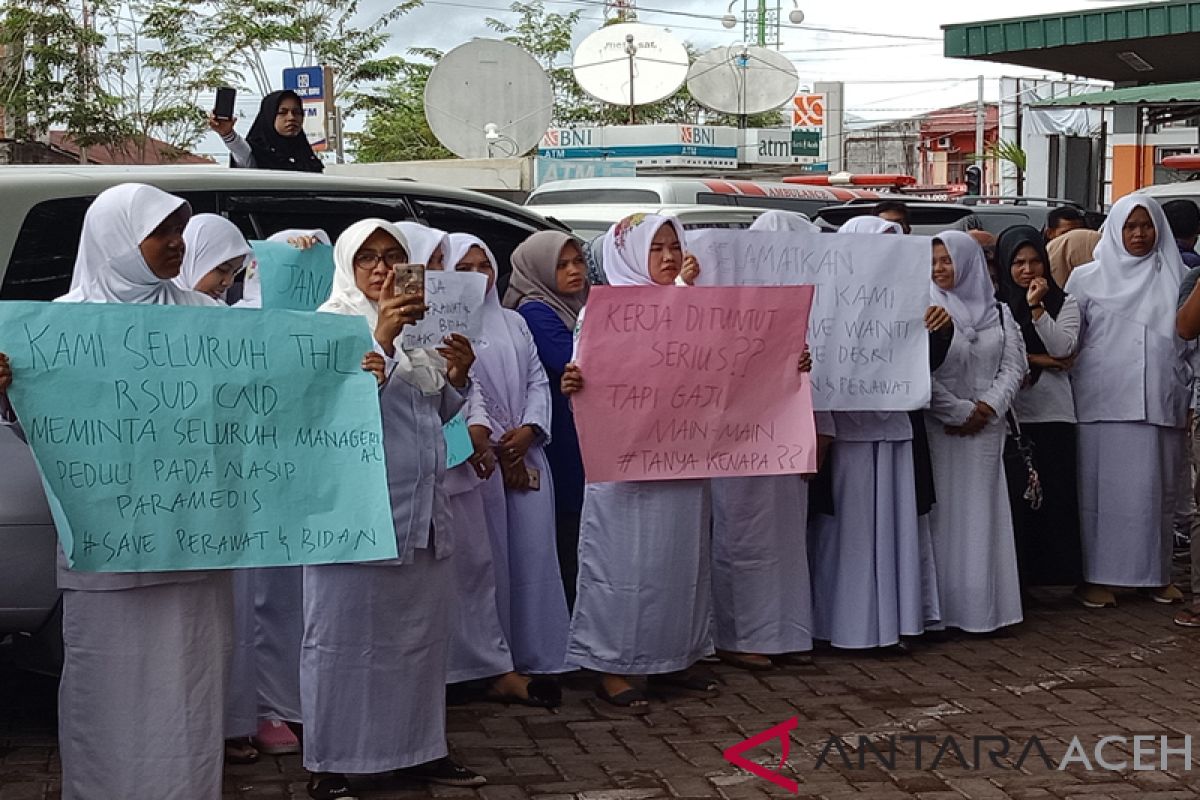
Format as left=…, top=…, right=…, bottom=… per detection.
left=0, top=165, right=561, bottom=661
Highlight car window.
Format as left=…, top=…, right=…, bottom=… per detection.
left=529, top=189, right=661, bottom=205
left=724, top=195, right=829, bottom=217
left=218, top=192, right=416, bottom=243
left=0, top=191, right=218, bottom=302
left=410, top=196, right=547, bottom=296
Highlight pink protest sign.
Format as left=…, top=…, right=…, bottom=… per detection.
left=574, top=285, right=817, bottom=483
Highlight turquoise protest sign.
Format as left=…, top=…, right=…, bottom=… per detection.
left=443, top=410, right=473, bottom=468
left=254, top=240, right=336, bottom=311
left=0, top=301, right=398, bottom=572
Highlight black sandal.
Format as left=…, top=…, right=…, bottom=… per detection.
left=483, top=676, right=563, bottom=708
left=595, top=683, right=649, bottom=710
left=224, top=737, right=259, bottom=765
left=307, top=772, right=359, bottom=800
left=648, top=670, right=719, bottom=694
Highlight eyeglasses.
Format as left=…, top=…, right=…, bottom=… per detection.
left=353, top=250, right=409, bottom=270
left=276, top=107, right=305, bottom=118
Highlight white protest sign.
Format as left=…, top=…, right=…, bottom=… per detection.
left=401, top=270, right=488, bottom=349
left=688, top=229, right=931, bottom=411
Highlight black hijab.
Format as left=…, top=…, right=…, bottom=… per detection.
left=235, top=90, right=324, bottom=173
left=995, top=224, right=1066, bottom=382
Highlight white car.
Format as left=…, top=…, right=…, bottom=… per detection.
left=0, top=165, right=562, bottom=667
left=535, top=202, right=765, bottom=241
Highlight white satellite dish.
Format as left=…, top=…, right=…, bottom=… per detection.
left=424, top=39, right=554, bottom=159
left=687, top=45, right=799, bottom=116
left=572, top=23, right=689, bottom=114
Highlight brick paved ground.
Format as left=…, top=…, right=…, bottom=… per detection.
left=6, top=585, right=1200, bottom=799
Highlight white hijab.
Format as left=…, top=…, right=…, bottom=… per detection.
left=932, top=230, right=1000, bottom=343
left=837, top=216, right=902, bottom=235
left=59, top=183, right=210, bottom=306
left=175, top=214, right=252, bottom=296
left=1065, top=194, right=1186, bottom=341
left=394, top=221, right=449, bottom=266
left=751, top=209, right=820, bottom=233
left=319, top=218, right=445, bottom=393
left=600, top=213, right=687, bottom=286
left=236, top=228, right=331, bottom=309
left=446, top=232, right=524, bottom=436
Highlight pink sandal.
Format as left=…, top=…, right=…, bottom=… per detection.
left=255, top=719, right=301, bottom=755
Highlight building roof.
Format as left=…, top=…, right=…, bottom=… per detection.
left=942, top=0, right=1200, bottom=83
left=48, top=131, right=213, bottom=165
left=1031, top=79, right=1200, bottom=106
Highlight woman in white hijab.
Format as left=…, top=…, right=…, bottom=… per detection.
left=750, top=209, right=820, bottom=233
left=560, top=214, right=716, bottom=709
left=446, top=233, right=572, bottom=681
left=704, top=207, right=831, bottom=670
left=1068, top=195, right=1193, bottom=608
left=174, top=214, right=253, bottom=302
left=174, top=217, right=315, bottom=761
left=396, top=223, right=560, bottom=708
left=807, top=216, right=939, bottom=652
left=303, top=219, right=484, bottom=800
left=5, top=183, right=231, bottom=800
left=924, top=230, right=1026, bottom=634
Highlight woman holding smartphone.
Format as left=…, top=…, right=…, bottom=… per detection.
left=304, top=219, right=483, bottom=800
left=209, top=89, right=324, bottom=173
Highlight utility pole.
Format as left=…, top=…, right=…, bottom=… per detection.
left=974, top=75, right=985, bottom=165
left=757, top=0, right=767, bottom=46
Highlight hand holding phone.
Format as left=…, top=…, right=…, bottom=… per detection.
left=213, top=87, right=237, bottom=121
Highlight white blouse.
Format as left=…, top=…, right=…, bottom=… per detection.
left=1013, top=295, right=1079, bottom=425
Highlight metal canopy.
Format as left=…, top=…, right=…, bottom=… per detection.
left=943, top=1, right=1200, bottom=83
left=1032, top=80, right=1200, bottom=107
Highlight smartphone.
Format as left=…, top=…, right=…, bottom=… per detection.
left=526, top=466, right=541, bottom=491
left=213, top=87, right=237, bottom=120
left=394, top=263, right=425, bottom=296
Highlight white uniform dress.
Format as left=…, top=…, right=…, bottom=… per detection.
left=925, top=231, right=1026, bottom=634
left=447, top=234, right=571, bottom=675
left=302, top=220, right=461, bottom=774
left=566, top=215, right=714, bottom=674
left=710, top=412, right=834, bottom=654
left=810, top=412, right=936, bottom=647
left=48, top=184, right=233, bottom=800
left=445, top=382, right=516, bottom=683
left=1066, top=196, right=1193, bottom=588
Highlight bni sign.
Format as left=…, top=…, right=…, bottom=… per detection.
left=282, top=66, right=330, bottom=153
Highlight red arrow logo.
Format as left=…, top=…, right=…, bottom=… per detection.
left=722, top=717, right=800, bottom=793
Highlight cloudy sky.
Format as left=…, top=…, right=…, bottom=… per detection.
left=196, top=0, right=1129, bottom=158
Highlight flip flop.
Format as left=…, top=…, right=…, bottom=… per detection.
left=595, top=684, right=649, bottom=710
left=485, top=677, right=563, bottom=709
left=716, top=650, right=775, bottom=671
left=1174, top=607, right=1200, bottom=627
left=224, top=737, right=260, bottom=765
left=648, top=671, right=719, bottom=694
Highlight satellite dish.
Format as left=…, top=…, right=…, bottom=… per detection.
left=424, top=39, right=554, bottom=159
left=687, top=45, right=799, bottom=116
left=572, top=23, right=689, bottom=107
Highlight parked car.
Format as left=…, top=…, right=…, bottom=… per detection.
left=526, top=176, right=882, bottom=219
left=1133, top=181, right=1200, bottom=212
left=535, top=202, right=765, bottom=241
left=813, top=197, right=1098, bottom=236
left=0, top=165, right=563, bottom=666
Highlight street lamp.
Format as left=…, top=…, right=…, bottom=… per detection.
left=721, top=1, right=803, bottom=47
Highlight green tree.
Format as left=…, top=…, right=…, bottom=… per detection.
left=348, top=53, right=451, bottom=162
left=0, top=0, right=128, bottom=147
left=100, top=0, right=235, bottom=156
left=205, top=0, right=421, bottom=108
